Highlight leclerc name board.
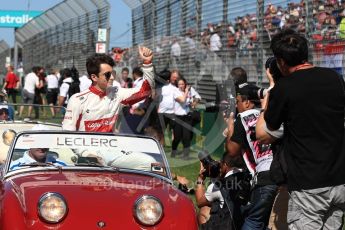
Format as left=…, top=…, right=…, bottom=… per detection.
left=0, top=11, right=42, bottom=28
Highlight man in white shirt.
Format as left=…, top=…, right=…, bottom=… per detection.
left=46, top=69, right=60, bottom=117
left=19, top=66, right=42, bottom=118
left=210, top=31, right=222, bottom=52
left=79, top=74, right=92, bottom=92
left=171, top=39, right=181, bottom=68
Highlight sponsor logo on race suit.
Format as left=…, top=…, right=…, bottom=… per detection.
left=84, top=115, right=117, bottom=132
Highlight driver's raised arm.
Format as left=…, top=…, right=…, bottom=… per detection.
left=115, top=46, right=155, bottom=105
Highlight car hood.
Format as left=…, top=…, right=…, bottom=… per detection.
left=3, top=170, right=196, bottom=229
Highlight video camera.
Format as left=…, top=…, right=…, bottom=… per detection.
left=205, top=100, right=235, bottom=118
left=198, top=151, right=220, bottom=178
left=178, top=184, right=195, bottom=195
left=236, top=57, right=283, bottom=101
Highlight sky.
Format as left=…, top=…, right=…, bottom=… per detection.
left=0, top=0, right=132, bottom=48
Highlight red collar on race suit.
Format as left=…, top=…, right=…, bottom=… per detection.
left=89, top=86, right=106, bottom=98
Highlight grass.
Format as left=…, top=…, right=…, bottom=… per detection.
left=3, top=93, right=64, bottom=124
left=15, top=107, right=64, bottom=123
left=163, top=134, right=222, bottom=208
left=163, top=131, right=222, bottom=185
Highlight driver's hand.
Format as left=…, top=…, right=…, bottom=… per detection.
left=139, top=46, right=153, bottom=64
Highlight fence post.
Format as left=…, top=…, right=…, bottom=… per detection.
left=256, top=0, right=265, bottom=86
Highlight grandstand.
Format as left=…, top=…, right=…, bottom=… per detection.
left=123, top=0, right=345, bottom=102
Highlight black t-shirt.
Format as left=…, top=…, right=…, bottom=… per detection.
left=231, top=118, right=247, bottom=148
left=264, top=67, right=345, bottom=191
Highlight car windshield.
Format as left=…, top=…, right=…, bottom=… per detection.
left=7, top=132, right=168, bottom=177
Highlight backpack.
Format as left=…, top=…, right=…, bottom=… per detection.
left=201, top=171, right=251, bottom=230
left=66, top=81, right=80, bottom=98
left=200, top=199, right=234, bottom=230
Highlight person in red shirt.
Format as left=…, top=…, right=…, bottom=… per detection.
left=2, top=65, right=19, bottom=111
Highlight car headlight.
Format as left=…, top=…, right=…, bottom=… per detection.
left=133, top=195, right=163, bottom=226
left=38, top=192, right=68, bottom=223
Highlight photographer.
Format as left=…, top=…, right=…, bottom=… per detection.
left=195, top=153, right=248, bottom=230
left=256, top=29, right=345, bottom=229
left=256, top=57, right=288, bottom=230
left=225, top=84, right=277, bottom=230
left=256, top=57, right=283, bottom=142
left=230, top=67, right=271, bottom=108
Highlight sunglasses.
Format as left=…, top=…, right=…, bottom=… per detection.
left=100, top=71, right=112, bottom=81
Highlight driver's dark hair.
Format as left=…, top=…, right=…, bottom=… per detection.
left=270, top=29, right=308, bottom=66
left=86, top=54, right=115, bottom=77
left=132, top=66, right=143, bottom=77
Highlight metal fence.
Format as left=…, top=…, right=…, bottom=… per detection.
left=123, top=0, right=345, bottom=102
left=15, top=0, right=110, bottom=75
left=0, top=40, right=10, bottom=78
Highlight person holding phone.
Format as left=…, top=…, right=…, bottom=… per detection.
left=171, top=77, right=191, bottom=159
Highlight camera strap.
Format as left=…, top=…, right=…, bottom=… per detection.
left=251, top=171, right=258, bottom=189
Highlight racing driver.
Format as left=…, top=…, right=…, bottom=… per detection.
left=62, top=46, right=154, bottom=132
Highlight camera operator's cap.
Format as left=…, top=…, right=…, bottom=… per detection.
left=236, top=83, right=260, bottom=101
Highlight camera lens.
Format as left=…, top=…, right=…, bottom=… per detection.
left=265, top=57, right=276, bottom=69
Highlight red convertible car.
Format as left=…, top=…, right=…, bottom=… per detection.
left=0, top=131, right=197, bottom=229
